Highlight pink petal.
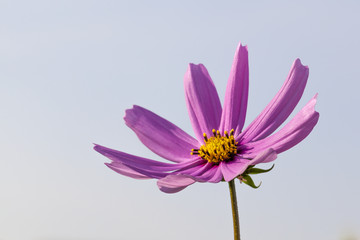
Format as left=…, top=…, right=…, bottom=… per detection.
left=221, top=149, right=277, bottom=182
left=94, top=145, right=167, bottom=179
left=105, top=162, right=150, bottom=179
left=220, top=158, right=250, bottom=182
left=124, top=105, right=199, bottom=163
left=95, top=144, right=179, bottom=171
left=248, top=148, right=277, bottom=165
left=186, top=162, right=213, bottom=179
left=196, top=164, right=223, bottom=183
left=175, top=162, right=223, bottom=183
left=108, top=162, right=168, bottom=179
left=157, top=175, right=196, bottom=194
left=239, top=59, right=309, bottom=142
left=243, top=94, right=319, bottom=156
left=184, top=64, right=222, bottom=142
left=94, top=144, right=202, bottom=179
left=175, top=161, right=210, bottom=179
left=219, top=43, right=249, bottom=136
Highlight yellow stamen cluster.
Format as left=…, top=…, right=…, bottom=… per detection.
left=191, top=129, right=238, bottom=164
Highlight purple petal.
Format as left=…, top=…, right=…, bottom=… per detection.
left=124, top=105, right=199, bottom=163
left=248, top=148, right=278, bottom=164
left=195, top=164, right=223, bottom=183
left=239, top=59, right=309, bottom=142
left=219, top=43, right=249, bottom=136
left=184, top=64, right=222, bottom=142
left=95, top=144, right=180, bottom=171
left=95, top=144, right=168, bottom=179
left=243, top=95, right=319, bottom=156
left=94, top=144, right=202, bottom=179
left=105, top=162, right=150, bottom=179
left=220, top=158, right=250, bottom=182
left=221, top=148, right=277, bottom=182
left=175, top=162, right=223, bottom=183
left=157, top=175, right=196, bottom=193
left=186, top=162, right=213, bottom=180
left=174, top=161, right=209, bottom=178
left=157, top=160, right=225, bottom=193
left=108, top=162, right=168, bottom=179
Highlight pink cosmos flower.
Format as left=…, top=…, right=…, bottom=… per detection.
left=94, top=43, right=319, bottom=193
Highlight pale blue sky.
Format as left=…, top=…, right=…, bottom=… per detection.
left=1, top=0, right=359, bottom=239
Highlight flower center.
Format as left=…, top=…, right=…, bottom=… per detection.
left=191, top=129, right=238, bottom=164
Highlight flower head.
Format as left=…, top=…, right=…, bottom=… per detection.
left=94, top=43, right=319, bottom=193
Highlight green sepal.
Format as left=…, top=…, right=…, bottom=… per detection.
left=241, top=175, right=261, bottom=189
left=245, top=164, right=275, bottom=175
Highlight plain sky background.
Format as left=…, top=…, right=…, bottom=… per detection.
left=1, top=0, right=359, bottom=240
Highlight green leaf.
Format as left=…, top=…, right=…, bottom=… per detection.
left=241, top=175, right=261, bottom=189
left=246, top=164, right=275, bottom=175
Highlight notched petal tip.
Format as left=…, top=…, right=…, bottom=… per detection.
left=123, top=105, right=140, bottom=125
left=233, top=43, right=249, bottom=63
left=185, top=63, right=208, bottom=79
left=291, top=59, right=309, bottom=84
left=294, top=58, right=309, bottom=71
left=236, top=42, right=248, bottom=50
left=188, top=62, right=204, bottom=68
left=307, top=93, right=320, bottom=115
left=93, top=143, right=103, bottom=152
left=184, top=64, right=205, bottom=88
left=311, top=94, right=320, bottom=120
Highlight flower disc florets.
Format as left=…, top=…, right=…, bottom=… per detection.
left=191, top=129, right=238, bottom=164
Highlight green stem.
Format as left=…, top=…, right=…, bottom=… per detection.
left=228, top=179, right=240, bottom=240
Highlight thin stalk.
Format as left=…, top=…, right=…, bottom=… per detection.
left=228, top=179, right=240, bottom=240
